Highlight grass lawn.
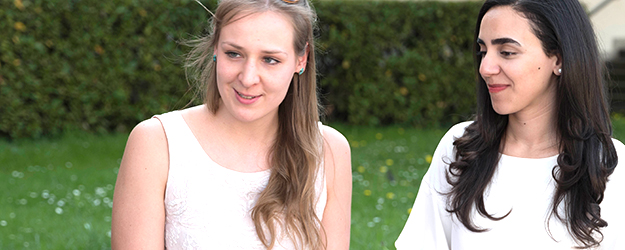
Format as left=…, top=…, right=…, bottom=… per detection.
left=2, top=115, right=625, bottom=249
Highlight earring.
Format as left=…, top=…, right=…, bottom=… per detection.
left=298, top=68, right=304, bottom=75
left=558, top=68, right=562, bottom=74
left=213, top=55, right=216, bottom=62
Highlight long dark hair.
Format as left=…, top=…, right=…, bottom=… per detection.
left=446, top=0, right=617, bottom=248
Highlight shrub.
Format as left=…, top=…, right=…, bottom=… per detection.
left=0, top=0, right=481, bottom=139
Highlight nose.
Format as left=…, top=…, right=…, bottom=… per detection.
left=239, top=60, right=260, bottom=88
left=479, top=52, right=500, bottom=78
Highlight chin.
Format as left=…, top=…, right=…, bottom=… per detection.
left=491, top=105, right=513, bottom=116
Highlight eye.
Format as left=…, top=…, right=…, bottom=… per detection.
left=225, top=51, right=240, bottom=58
left=500, top=51, right=516, bottom=57
left=263, top=57, right=280, bottom=65
left=476, top=51, right=486, bottom=58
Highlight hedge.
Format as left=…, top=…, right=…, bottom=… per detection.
left=0, top=0, right=481, bottom=139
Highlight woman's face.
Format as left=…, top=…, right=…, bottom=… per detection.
left=478, top=6, right=561, bottom=116
left=215, top=11, right=306, bottom=124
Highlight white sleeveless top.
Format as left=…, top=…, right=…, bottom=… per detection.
left=154, top=110, right=327, bottom=250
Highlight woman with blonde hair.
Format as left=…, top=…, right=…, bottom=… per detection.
left=111, top=0, right=352, bottom=249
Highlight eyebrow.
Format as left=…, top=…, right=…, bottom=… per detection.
left=476, top=37, right=521, bottom=46
left=221, top=42, right=288, bottom=56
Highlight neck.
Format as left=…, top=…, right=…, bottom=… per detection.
left=503, top=100, right=559, bottom=158
left=213, top=102, right=280, bottom=149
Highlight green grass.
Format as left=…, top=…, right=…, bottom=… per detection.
left=2, top=116, right=625, bottom=249
left=0, top=132, right=127, bottom=249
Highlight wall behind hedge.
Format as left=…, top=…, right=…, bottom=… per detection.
left=0, top=0, right=481, bottom=139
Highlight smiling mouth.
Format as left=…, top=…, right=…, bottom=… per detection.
left=235, top=89, right=260, bottom=100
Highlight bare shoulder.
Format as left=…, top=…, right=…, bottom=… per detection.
left=111, top=117, right=169, bottom=248
left=320, top=124, right=351, bottom=183
left=321, top=124, right=350, bottom=157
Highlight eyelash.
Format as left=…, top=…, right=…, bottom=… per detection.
left=224, top=52, right=280, bottom=64
left=225, top=51, right=240, bottom=58
left=476, top=51, right=516, bottom=58
left=263, top=57, right=280, bottom=64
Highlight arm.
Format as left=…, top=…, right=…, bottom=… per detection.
left=111, top=118, right=169, bottom=249
left=320, top=125, right=352, bottom=250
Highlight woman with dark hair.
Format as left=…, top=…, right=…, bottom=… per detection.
left=396, top=0, right=624, bottom=249
left=111, top=0, right=352, bottom=249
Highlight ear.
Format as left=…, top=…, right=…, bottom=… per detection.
left=552, top=53, right=562, bottom=76
left=295, top=43, right=309, bottom=74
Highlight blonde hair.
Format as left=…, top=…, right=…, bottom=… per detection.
left=184, top=0, right=324, bottom=249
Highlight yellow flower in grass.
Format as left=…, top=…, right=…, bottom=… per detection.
left=375, top=133, right=383, bottom=140
left=379, top=166, right=388, bottom=173
left=14, top=22, right=26, bottom=32
left=385, top=159, right=394, bottom=166
left=357, top=166, right=365, bottom=173
left=407, top=208, right=412, bottom=214
left=426, top=154, right=433, bottom=164
left=14, top=0, right=24, bottom=10
left=386, top=192, right=395, bottom=200
left=94, top=45, right=104, bottom=55
left=399, top=87, right=409, bottom=96
left=350, top=140, right=359, bottom=148
left=364, top=190, right=371, bottom=196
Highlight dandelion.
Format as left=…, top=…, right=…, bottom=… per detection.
left=364, top=190, right=371, bottom=196
left=386, top=192, right=395, bottom=200
left=379, top=166, right=388, bottom=173
left=375, top=133, right=383, bottom=140
left=418, top=73, right=427, bottom=82
left=385, top=159, right=394, bottom=166
left=94, top=45, right=104, bottom=55
left=0, top=220, right=7, bottom=226
left=341, top=60, right=350, bottom=69
left=426, top=154, right=433, bottom=164
left=55, top=207, right=63, bottom=214
left=14, top=0, right=24, bottom=10
left=14, top=22, right=26, bottom=32
left=399, top=87, right=409, bottom=96
left=357, top=166, right=365, bottom=173
left=407, top=208, right=412, bottom=214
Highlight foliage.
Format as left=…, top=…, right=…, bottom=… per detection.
left=0, top=0, right=481, bottom=139
left=315, top=1, right=481, bottom=126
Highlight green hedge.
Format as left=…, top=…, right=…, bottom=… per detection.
left=0, top=0, right=481, bottom=139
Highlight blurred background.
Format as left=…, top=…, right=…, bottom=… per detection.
left=1, top=0, right=624, bottom=249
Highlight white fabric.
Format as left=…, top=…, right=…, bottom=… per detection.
left=396, top=121, right=625, bottom=250
left=154, top=110, right=327, bottom=250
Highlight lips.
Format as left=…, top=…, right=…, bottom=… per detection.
left=234, top=89, right=261, bottom=104
left=487, top=84, right=508, bottom=93
left=235, top=89, right=259, bottom=99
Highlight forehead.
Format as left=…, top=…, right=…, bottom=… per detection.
left=478, top=6, right=535, bottom=44
left=219, top=11, right=296, bottom=52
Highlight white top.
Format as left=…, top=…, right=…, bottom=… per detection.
left=395, top=121, right=625, bottom=250
left=154, top=110, right=327, bottom=250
